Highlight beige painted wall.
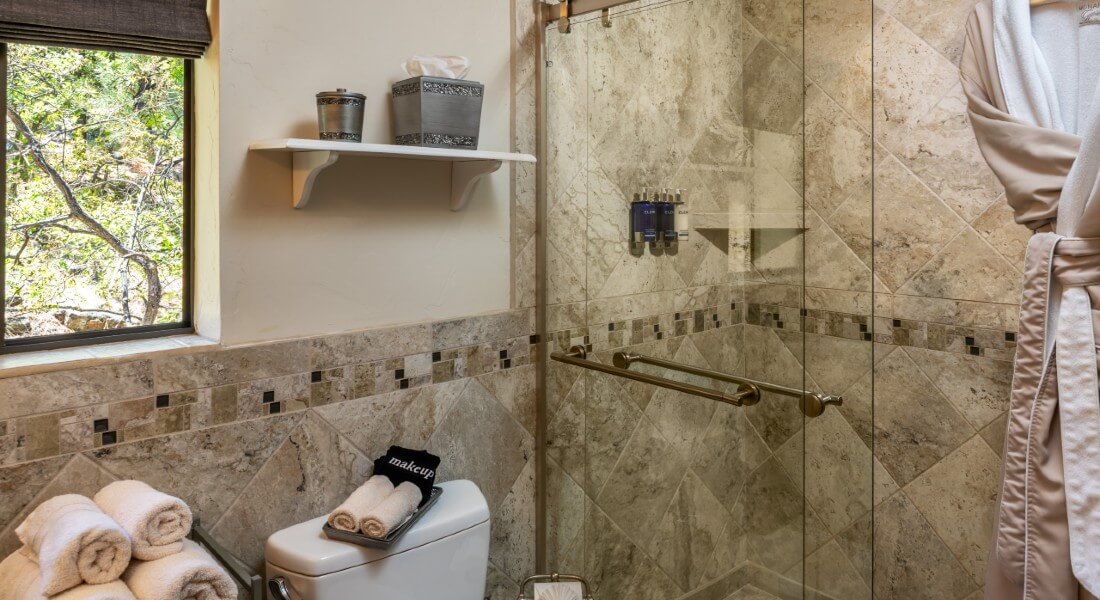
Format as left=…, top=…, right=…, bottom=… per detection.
left=197, top=0, right=514, bottom=345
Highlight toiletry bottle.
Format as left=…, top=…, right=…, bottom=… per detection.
left=641, top=191, right=657, bottom=245
left=674, top=189, right=690, bottom=242
left=655, top=188, right=664, bottom=244
left=630, top=191, right=657, bottom=251
left=660, top=188, right=677, bottom=248
left=648, top=190, right=663, bottom=250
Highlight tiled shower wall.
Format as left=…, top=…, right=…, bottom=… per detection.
left=718, top=0, right=1017, bottom=598
left=745, top=1, right=1017, bottom=599
left=871, top=0, right=1017, bottom=598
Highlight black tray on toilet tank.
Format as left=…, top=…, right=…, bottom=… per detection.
left=321, top=486, right=444, bottom=549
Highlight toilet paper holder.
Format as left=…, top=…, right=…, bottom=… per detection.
left=515, top=573, right=593, bottom=600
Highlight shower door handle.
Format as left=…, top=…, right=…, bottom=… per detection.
left=612, top=351, right=843, bottom=417
left=550, top=346, right=760, bottom=407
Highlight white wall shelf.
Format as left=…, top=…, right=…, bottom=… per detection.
left=249, top=138, right=537, bottom=209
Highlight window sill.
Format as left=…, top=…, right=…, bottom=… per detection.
left=0, top=334, right=218, bottom=379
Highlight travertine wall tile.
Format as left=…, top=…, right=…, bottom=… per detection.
left=209, top=412, right=371, bottom=570
left=432, top=308, right=535, bottom=349
left=0, top=309, right=540, bottom=594
left=873, top=493, right=977, bottom=599
left=427, top=378, right=534, bottom=510
left=905, top=435, right=999, bottom=582
left=805, top=83, right=871, bottom=218
left=309, top=323, right=431, bottom=371
left=867, top=5, right=1020, bottom=574
left=0, top=454, right=117, bottom=557
left=873, top=153, right=967, bottom=291
left=806, top=0, right=872, bottom=125
left=91, top=414, right=301, bottom=524
left=0, top=360, right=153, bottom=421
left=872, top=349, right=975, bottom=485
left=153, top=340, right=310, bottom=394
left=898, top=228, right=1022, bottom=304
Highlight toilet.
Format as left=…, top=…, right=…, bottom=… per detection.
left=264, top=479, right=490, bottom=599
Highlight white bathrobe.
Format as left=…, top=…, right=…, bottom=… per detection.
left=962, top=1, right=1100, bottom=598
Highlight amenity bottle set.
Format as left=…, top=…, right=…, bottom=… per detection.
left=630, top=187, right=689, bottom=252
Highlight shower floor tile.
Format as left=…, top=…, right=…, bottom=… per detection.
left=724, top=585, right=781, bottom=600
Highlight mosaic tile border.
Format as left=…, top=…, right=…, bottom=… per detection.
left=548, top=295, right=1017, bottom=365
left=550, top=302, right=745, bottom=353
left=0, top=291, right=1018, bottom=469
left=748, top=302, right=1018, bottom=361
left=0, top=332, right=537, bottom=468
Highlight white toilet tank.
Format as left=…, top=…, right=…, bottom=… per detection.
left=264, top=480, right=490, bottom=600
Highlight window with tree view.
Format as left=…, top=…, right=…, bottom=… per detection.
left=1, top=44, right=190, bottom=350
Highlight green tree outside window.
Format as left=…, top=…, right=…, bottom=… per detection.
left=3, top=44, right=188, bottom=342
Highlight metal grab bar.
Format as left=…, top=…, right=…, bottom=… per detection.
left=550, top=346, right=761, bottom=407
left=613, top=351, right=843, bottom=417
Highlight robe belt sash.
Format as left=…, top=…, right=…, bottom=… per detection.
left=1000, top=232, right=1100, bottom=595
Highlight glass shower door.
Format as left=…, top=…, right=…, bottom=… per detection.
left=540, top=1, right=872, bottom=598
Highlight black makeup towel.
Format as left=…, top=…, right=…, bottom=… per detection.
left=373, top=446, right=441, bottom=504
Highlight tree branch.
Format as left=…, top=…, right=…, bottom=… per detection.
left=11, top=215, right=71, bottom=231
left=7, top=104, right=164, bottom=324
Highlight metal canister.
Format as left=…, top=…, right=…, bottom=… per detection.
left=316, top=88, right=366, bottom=142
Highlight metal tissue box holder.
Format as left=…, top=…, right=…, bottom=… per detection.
left=516, top=574, right=594, bottom=600
left=392, top=76, right=484, bottom=150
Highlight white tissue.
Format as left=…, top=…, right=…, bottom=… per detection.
left=533, top=582, right=584, bottom=600
left=401, top=55, right=471, bottom=80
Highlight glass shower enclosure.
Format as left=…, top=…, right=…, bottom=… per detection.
left=537, top=0, right=873, bottom=598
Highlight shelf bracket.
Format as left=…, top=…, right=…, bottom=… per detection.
left=291, top=150, right=340, bottom=209
left=450, top=160, right=503, bottom=211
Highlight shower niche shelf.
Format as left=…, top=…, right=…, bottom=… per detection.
left=249, top=138, right=537, bottom=209
left=693, top=212, right=806, bottom=232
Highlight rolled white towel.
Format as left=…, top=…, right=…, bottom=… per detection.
left=0, top=547, right=136, bottom=600
left=327, top=475, right=395, bottom=532
left=15, top=494, right=131, bottom=596
left=94, top=481, right=193, bottom=561
left=122, top=539, right=235, bottom=600
left=360, top=481, right=423, bottom=539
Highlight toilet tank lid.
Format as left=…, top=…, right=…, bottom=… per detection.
left=265, top=479, right=489, bottom=577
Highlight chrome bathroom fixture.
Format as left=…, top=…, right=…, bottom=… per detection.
left=543, top=0, right=632, bottom=29
left=551, top=345, right=760, bottom=407
left=613, top=351, right=844, bottom=418
left=548, top=345, right=841, bottom=417
left=516, top=573, right=594, bottom=600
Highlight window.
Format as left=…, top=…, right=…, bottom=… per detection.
left=1, top=43, right=192, bottom=352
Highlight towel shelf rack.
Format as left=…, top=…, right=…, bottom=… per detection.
left=550, top=346, right=760, bottom=408
left=517, top=573, right=594, bottom=599
left=612, top=351, right=843, bottom=417
left=548, top=346, right=843, bottom=417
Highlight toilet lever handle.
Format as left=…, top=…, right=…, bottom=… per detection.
left=268, top=577, right=293, bottom=600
